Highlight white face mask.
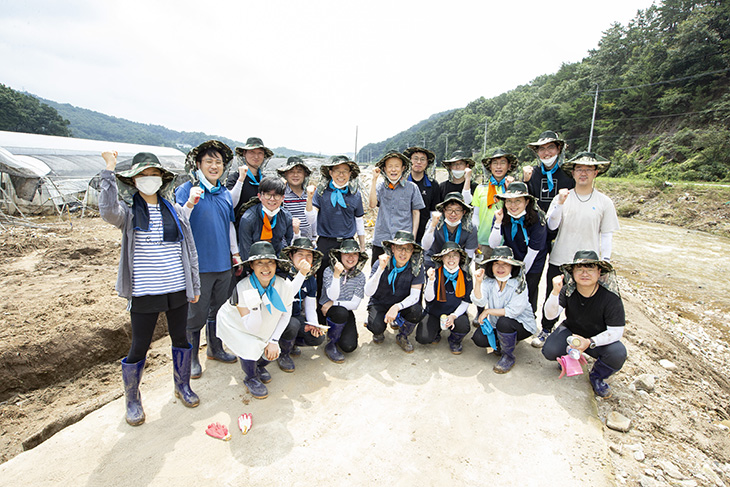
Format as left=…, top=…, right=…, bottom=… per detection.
left=540, top=155, right=558, bottom=168
left=332, top=180, right=348, bottom=189
left=386, top=175, right=401, bottom=185
left=508, top=210, right=526, bottom=219
left=495, top=274, right=510, bottom=282
left=262, top=206, right=280, bottom=218
left=451, top=169, right=465, bottom=179
left=444, top=263, right=460, bottom=273
left=135, top=176, right=162, bottom=196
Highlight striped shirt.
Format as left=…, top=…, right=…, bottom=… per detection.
left=132, top=204, right=186, bottom=297
left=320, top=266, right=365, bottom=306
left=283, top=184, right=314, bottom=239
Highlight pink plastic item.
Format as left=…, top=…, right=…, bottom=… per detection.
left=205, top=422, right=231, bottom=441
left=238, top=413, right=252, bottom=435
left=557, top=354, right=587, bottom=378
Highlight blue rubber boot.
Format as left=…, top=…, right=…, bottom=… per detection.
left=277, top=339, right=296, bottom=372
left=447, top=332, right=467, bottom=355
left=172, top=345, right=200, bottom=407
left=187, top=330, right=202, bottom=379
left=206, top=319, right=237, bottom=363
left=241, top=359, right=268, bottom=399
left=493, top=331, right=517, bottom=374
left=325, top=318, right=346, bottom=363
left=395, top=317, right=417, bottom=353
left=257, top=358, right=272, bottom=383
left=121, top=357, right=145, bottom=426
left=589, top=359, right=617, bottom=398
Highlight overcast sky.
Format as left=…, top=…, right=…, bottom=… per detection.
left=0, top=0, right=655, bottom=155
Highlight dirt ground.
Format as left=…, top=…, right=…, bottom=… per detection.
left=1, top=181, right=729, bottom=485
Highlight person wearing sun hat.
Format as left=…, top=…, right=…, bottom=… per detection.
left=305, top=155, right=366, bottom=297
left=226, top=137, right=274, bottom=221
left=470, top=246, right=537, bottom=374
left=533, top=152, right=620, bottom=348
left=216, top=241, right=308, bottom=399
left=541, top=250, right=626, bottom=398
left=99, top=150, right=202, bottom=426
left=319, top=239, right=369, bottom=363
left=274, top=237, right=325, bottom=371
left=522, top=130, right=575, bottom=212
left=422, top=192, right=478, bottom=266
left=175, top=140, right=241, bottom=379
left=403, top=146, right=441, bottom=243
left=488, top=181, right=548, bottom=314
left=439, top=150, right=478, bottom=204
left=278, top=156, right=315, bottom=239
left=364, top=231, right=425, bottom=352
left=417, top=242, right=473, bottom=354
left=369, top=150, right=425, bottom=263
left=472, top=148, right=518, bottom=259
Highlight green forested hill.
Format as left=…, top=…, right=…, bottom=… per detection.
left=359, top=0, right=730, bottom=181
left=0, top=84, right=72, bottom=137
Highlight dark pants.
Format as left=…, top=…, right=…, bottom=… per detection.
left=127, top=301, right=189, bottom=363
left=542, top=325, right=627, bottom=371
left=187, top=270, right=232, bottom=332
left=327, top=306, right=359, bottom=353
left=540, top=264, right=562, bottom=332
left=366, top=303, right=422, bottom=336
left=315, top=237, right=346, bottom=299
left=416, top=313, right=470, bottom=344
left=526, top=272, right=542, bottom=314
left=471, top=316, right=532, bottom=348
left=288, top=314, right=326, bottom=346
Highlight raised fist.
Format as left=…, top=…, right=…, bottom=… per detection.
left=378, top=253, right=389, bottom=270
left=522, top=166, right=533, bottom=182
left=427, top=267, right=436, bottom=280
left=557, top=188, right=570, bottom=204
left=552, top=274, right=564, bottom=294
left=333, top=261, right=345, bottom=279
left=188, top=186, right=204, bottom=206
left=473, top=268, right=485, bottom=282
left=102, top=151, right=118, bottom=171
left=238, top=165, right=248, bottom=181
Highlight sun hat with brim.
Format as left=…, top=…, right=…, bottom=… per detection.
left=276, top=156, right=312, bottom=177
left=116, top=152, right=175, bottom=187
left=241, top=241, right=291, bottom=273
left=441, top=150, right=476, bottom=169
left=436, top=192, right=473, bottom=214
left=481, top=148, right=518, bottom=173
left=526, top=130, right=566, bottom=154
left=375, top=150, right=411, bottom=174
left=479, top=246, right=523, bottom=279
left=494, top=181, right=537, bottom=203
left=382, top=230, right=423, bottom=253
left=319, top=155, right=360, bottom=181
left=281, top=237, right=323, bottom=276
left=403, top=146, right=436, bottom=165
left=235, top=137, right=274, bottom=159
left=184, top=140, right=234, bottom=183
left=329, top=238, right=369, bottom=274
left=432, top=241, right=470, bottom=270
left=561, top=151, right=611, bottom=177
left=559, top=250, right=613, bottom=275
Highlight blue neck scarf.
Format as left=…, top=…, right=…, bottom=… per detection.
left=480, top=318, right=498, bottom=349
left=540, top=163, right=559, bottom=192
left=387, top=256, right=408, bottom=293
left=329, top=180, right=348, bottom=208
left=443, top=268, right=459, bottom=288
left=196, top=169, right=221, bottom=198
left=489, top=176, right=506, bottom=192
left=249, top=273, right=286, bottom=314
left=510, top=215, right=529, bottom=246
left=408, top=173, right=431, bottom=188
left=132, top=192, right=183, bottom=243
left=247, top=168, right=261, bottom=186
left=444, top=222, right=462, bottom=244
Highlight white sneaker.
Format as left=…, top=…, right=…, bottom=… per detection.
left=531, top=330, right=550, bottom=348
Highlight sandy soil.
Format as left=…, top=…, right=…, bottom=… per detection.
left=1, top=181, right=729, bottom=485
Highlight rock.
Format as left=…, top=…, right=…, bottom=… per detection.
left=700, top=464, right=723, bottom=486
left=659, top=359, right=677, bottom=370
left=721, top=419, right=730, bottom=429
left=607, top=411, right=632, bottom=432
left=634, top=374, right=656, bottom=393
left=639, top=476, right=658, bottom=487
left=609, top=443, right=623, bottom=455
left=657, top=460, right=687, bottom=480
left=634, top=450, right=646, bottom=462
left=669, top=481, right=697, bottom=487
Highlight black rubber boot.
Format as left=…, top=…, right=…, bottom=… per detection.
left=396, top=318, right=417, bottom=353
left=277, top=339, right=296, bottom=372
left=172, top=345, right=200, bottom=407
left=206, top=319, right=237, bottom=363
left=493, top=331, right=517, bottom=374
left=589, top=359, right=618, bottom=398
left=325, top=318, right=346, bottom=363
left=187, top=330, right=202, bottom=379
left=241, top=359, right=268, bottom=399
left=447, top=331, right=467, bottom=355
left=121, top=357, right=145, bottom=426
left=257, top=358, right=272, bottom=383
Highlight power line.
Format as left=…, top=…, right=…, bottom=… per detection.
left=591, top=67, right=730, bottom=94
left=596, top=107, right=730, bottom=123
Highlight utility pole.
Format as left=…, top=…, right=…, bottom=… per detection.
left=482, top=119, right=488, bottom=157
left=444, top=133, right=450, bottom=160
left=588, top=84, right=599, bottom=152
left=422, top=135, right=426, bottom=147
left=354, top=125, right=358, bottom=162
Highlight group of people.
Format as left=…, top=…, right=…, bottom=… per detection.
left=99, top=130, right=627, bottom=427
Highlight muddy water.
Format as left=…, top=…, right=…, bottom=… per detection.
left=612, top=217, right=730, bottom=312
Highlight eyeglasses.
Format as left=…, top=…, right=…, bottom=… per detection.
left=573, top=167, right=596, bottom=174
left=444, top=207, right=464, bottom=215
left=574, top=263, right=598, bottom=273
left=260, top=193, right=283, bottom=201
left=200, top=158, right=223, bottom=166
left=330, top=169, right=351, bottom=176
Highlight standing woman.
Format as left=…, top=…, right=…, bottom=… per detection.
left=99, top=151, right=201, bottom=426
left=320, top=239, right=368, bottom=363
left=488, top=182, right=548, bottom=314
left=470, top=247, right=537, bottom=374
left=421, top=192, right=478, bottom=266
left=541, top=250, right=626, bottom=398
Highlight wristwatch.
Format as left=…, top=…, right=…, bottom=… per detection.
left=589, top=338, right=597, bottom=349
